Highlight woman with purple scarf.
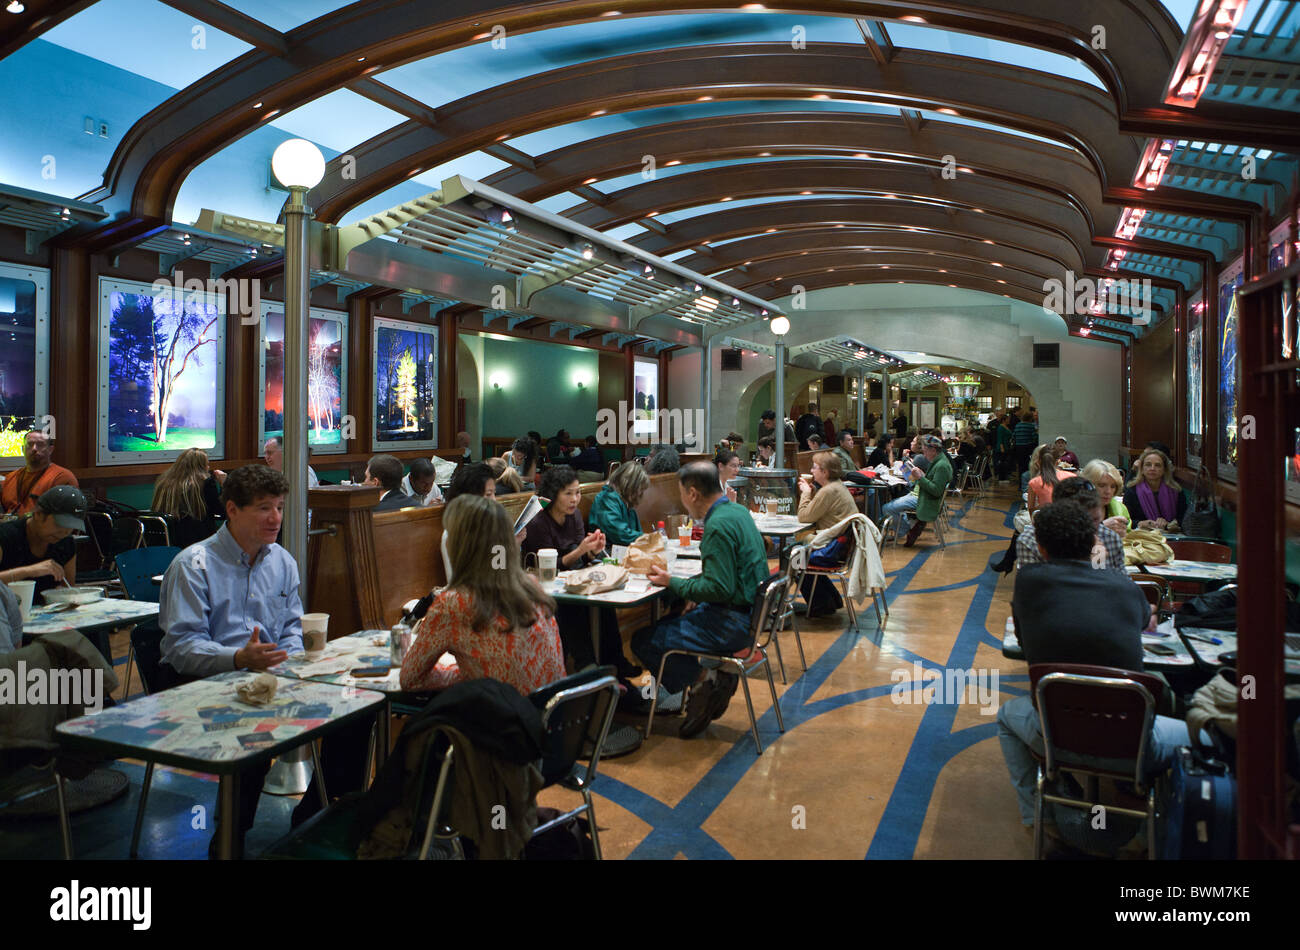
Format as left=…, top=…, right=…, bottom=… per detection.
left=1122, top=448, right=1187, bottom=531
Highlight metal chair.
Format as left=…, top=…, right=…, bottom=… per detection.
left=113, top=546, right=181, bottom=699
left=771, top=544, right=809, bottom=683
left=804, top=533, right=861, bottom=629
left=1133, top=577, right=1168, bottom=614
left=645, top=575, right=787, bottom=754
left=528, top=667, right=620, bottom=860
left=136, top=514, right=172, bottom=547
left=606, top=459, right=621, bottom=478
left=1030, top=663, right=1166, bottom=860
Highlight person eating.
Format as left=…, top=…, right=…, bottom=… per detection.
left=520, top=465, right=637, bottom=680
left=1080, top=458, right=1130, bottom=536
left=0, top=485, right=84, bottom=596
left=754, top=436, right=777, bottom=467
left=633, top=462, right=770, bottom=738
left=1052, top=436, right=1079, bottom=469
left=587, top=461, right=649, bottom=547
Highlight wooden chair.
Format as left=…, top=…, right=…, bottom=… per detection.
left=1167, top=540, right=1231, bottom=563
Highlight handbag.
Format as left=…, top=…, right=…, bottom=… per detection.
left=1183, top=458, right=1221, bottom=538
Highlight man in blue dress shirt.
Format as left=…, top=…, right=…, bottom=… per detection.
left=160, top=465, right=366, bottom=857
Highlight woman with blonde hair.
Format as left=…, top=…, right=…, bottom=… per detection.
left=1080, top=459, right=1130, bottom=535
left=485, top=455, right=525, bottom=494
left=1123, top=447, right=1187, bottom=531
left=151, top=448, right=225, bottom=548
left=1025, top=442, right=1076, bottom=516
left=588, top=460, right=649, bottom=546
left=401, top=494, right=565, bottom=695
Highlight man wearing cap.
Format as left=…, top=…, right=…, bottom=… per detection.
left=1053, top=436, right=1079, bottom=469
left=1, top=431, right=80, bottom=516
left=0, top=485, right=84, bottom=596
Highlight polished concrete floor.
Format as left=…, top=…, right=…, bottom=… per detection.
left=2, top=485, right=1038, bottom=859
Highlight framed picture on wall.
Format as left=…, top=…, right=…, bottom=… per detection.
left=97, top=277, right=225, bottom=465
left=1216, top=259, right=1245, bottom=481
left=1186, top=291, right=1203, bottom=467
left=0, top=263, right=50, bottom=467
left=258, top=301, right=348, bottom=454
left=633, top=357, right=658, bottom=436
left=373, top=316, right=438, bottom=451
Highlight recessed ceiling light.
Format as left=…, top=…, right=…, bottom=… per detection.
left=6, top=1, right=25, bottom=12
left=253, top=101, right=263, bottom=109
left=991, top=261, right=1003, bottom=267
left=982, top=239, right=994, bottom=244
left=937, top=107, right=958, bottom=116
left=854, top=153, right=870, bottom=159
left=765, top=228, right=776, bottom=233
left=582, top=177, right=598, bottom=185
left=812, top=94, right=830, bottom=100
left=720, top=196, right=732, bottom=201
left=800, top=190, right=813, bottom=195
left=697, top=96, right=713, bottom=102
left=590, top=110, right=606, bottom=116
left=665, top=160, right=680, bottom=166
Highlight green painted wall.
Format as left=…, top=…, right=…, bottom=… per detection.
left=480, top=337, right=601, bottom=441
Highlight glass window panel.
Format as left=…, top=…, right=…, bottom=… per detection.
left=0, top=266, right=50, bottom=464
left=260, top=305, right=348, bottom=453
left=1217, top=266, right=1246, bottom=474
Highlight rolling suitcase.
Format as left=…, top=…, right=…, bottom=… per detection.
left=1159, top=746, right=1236, bottom=859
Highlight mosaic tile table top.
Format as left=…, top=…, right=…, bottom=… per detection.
left=23, top=598, right=159, bottom=635
left=55, top=671, right=383, bottom=772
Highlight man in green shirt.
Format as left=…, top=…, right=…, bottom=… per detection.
left=832, top=429, right=857, bottom=473
left=635, top=462, right=771, bottom=738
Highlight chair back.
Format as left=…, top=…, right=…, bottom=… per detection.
left=1167, top=540, right=1231, bottom=563
left=1132, top=578, right=1165, bottom=611
left=782, top=544, right=809, bottom=608
left=84, top=511, right=114, bottom=569
left=137, top=514, right=172, bottom=547
left=128, top=624, right=167, bottom=695
left=115, top=546, right=181, bottom=603
left=1030, top=663, right=1164, bottom=784
left=749, top=574, right=790, bottom=652
left=528, top=666, right=619, bottom=788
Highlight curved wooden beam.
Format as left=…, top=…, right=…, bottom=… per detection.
left=483, top=112, right=1111, bottom=229
left=628, top=198, right=1086, bottom=271
left=310, top=45, right=1139, bottom=223
left=559, top=158, right=1098, bottom=264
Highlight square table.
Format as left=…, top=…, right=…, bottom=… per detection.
left=55, top=671, right=384, bottom=859
left=1001, top=617, right=1195, bottom=671
left=1139, top=560, right=1237, bottom=584
left=1177, top=626, right=1300, bottom=679
left=269, top=630, right=458, bottom=767
left=550, top=559, right=703, bottom=659
left=23, top=597, right=160, bottom=665
left=750, top=512, right=813, bottom=566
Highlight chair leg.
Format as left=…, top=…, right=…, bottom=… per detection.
left=873, top=590, right=884, bottom=629
left=763, top=660, right=785, bottom=733
left=839, top=576, right=858, bottom=629
left=738, top=670, right=762, bottom=755
left=310, top=740, right=329, bottom=809
left=644, top=654, right=672, bottom=738
left=1147, top=787, right=1157, bottom=861
left=123, top=640, right=134, bottom=700
left=54, top=770, right=74, bottom=860
left=1033, top=767, right=1045, bottom=860
left=791, top=610, right=807, bottom=671
left=583, top=786, right=603, bottom=861
left=770, top=618, right=788, bottom=685
left=129, top=761, right=155, bottom=859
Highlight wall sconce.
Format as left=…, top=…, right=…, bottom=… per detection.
left=489, top=371, right=508, bottom=390
left=573, top=371, right=591, bottom=389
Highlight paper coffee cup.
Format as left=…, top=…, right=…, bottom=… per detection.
left=301, top=612, right=329, bottom=652
left=10, top=580, right=35, bottom=622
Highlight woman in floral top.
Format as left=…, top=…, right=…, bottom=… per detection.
left=400, top=494, right=565, bottom=696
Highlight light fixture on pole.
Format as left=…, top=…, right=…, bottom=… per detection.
left=271, top=137, right=325, bottom=602
left=770, top=315, right=789, bottom=468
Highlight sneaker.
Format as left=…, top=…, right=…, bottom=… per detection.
left=709, top=672, right=740, bottom=721
left=679, top=678, right=716, bottom=737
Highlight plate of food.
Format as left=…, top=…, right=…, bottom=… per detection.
left=41, top=586, right=105, bottom=606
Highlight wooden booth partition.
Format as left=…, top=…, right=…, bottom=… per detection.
left=305, top=485, right=388, bottom=636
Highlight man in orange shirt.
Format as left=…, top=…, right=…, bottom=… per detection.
left=1, top=431, right=79, bottom=516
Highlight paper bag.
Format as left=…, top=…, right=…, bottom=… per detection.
left=623, top=532, right=666, bottom=574
left=563, top=564, right=630, bottom=595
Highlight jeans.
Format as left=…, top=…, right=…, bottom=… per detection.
left=881, top=493, right=918, bottom=538
left=996, top=694, right=1198, bottom=824
left=632, top=603, right=752, bottom=694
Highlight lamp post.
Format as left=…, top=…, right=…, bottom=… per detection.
left=769, top=316, right=790, bottom=468
left=270, top=138, right=325, bottom=600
